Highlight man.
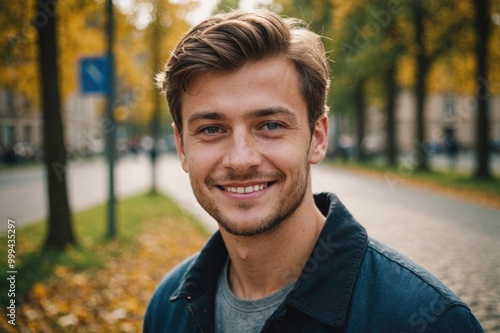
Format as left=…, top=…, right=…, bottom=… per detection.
left=144, top=9, right=484, bottom=333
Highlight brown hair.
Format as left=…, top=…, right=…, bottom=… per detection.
left=157, top=9, right=330, bottom=133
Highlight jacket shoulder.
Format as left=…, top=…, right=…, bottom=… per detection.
left=347, top=239, right=484, bottom=332
left=366, top=238, right=460, bottom=301
left=143, top=253, right=198, bottom=332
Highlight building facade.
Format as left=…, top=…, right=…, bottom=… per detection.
left=0, top=88, right=102, bottom=163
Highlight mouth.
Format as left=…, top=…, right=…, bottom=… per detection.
left=220, top=182, right=271, bottom=194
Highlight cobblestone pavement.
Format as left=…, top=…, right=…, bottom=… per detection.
left=158, top=155, right=500, bottom=332
left=311, top=164, right=500, bottom=332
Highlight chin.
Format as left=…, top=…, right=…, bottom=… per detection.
left=218, top=214, right=285, bottom=237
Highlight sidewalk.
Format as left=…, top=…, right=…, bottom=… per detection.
left=428, top=150, right=500, bottom=174
left=156, top=155, right=218, bottom=233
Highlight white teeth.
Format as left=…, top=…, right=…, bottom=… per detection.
left=224, top=183, right=268, bottom=194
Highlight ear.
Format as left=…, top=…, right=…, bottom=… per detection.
left=173, top=123, right=189, bottom=173
left=309, top=114, right=329, bottom=164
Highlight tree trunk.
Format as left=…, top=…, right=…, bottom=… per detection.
left=35, top=0, right=76, bottom=250
left=105, top=0, right=117, bottom=238
left=412, top=0, right=430, bottom=171
left=473, top=0, right=492, bottom=179
left=354, top=79, right=366, bottom=161
left=385, top=65, right=397, bottom=166
left=149, top=3, right=162, bottom=195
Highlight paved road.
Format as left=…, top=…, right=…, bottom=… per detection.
left=1, top=153, right=499, bottom=330
left=0, top=155, right=153, bottom=230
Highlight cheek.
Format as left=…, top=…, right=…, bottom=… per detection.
left=261, top=141, right=309, bottom=168
left=185, top=144, right=220, bottom=173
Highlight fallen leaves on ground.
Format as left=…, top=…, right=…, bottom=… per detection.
left=0, top=215, right=209, bottom=332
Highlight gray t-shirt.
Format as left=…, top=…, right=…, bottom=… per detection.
left=215, top=260, right=295, bottom=333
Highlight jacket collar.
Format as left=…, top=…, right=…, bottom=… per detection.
left=171, top=192, right=368, bottom=328
left=170, top=231, right=228, bottom=301
left=285, top=192, right=368, bottom=327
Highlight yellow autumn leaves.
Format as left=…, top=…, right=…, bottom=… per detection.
left=0, top=0, right=194, bottom=125
left=0, top=198, right=209, bottom=332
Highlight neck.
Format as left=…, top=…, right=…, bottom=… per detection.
left=220, top=194, right=325, bottom=300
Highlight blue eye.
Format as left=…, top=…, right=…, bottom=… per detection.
left=263, top=122, right=281, bottom=130
left=202, top=126, right=220, bottom=134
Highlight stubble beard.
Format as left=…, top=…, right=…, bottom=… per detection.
left=191, top=162, right=311, bottom=238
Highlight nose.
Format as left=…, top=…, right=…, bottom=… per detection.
left=222, top=129, right=261, bottom=173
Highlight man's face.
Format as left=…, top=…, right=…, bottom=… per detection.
left=175, top=57, right=327, bottom=237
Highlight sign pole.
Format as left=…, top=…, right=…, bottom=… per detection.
left=105, top=0, right=116, bottom=238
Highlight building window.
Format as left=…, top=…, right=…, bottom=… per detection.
left=6, top=90, right=15, bottom=113
left=23, top=125, right=32, bottom=143
left=3, top=125, right=15, bottom=145
left=443, top=95, right=455, bottom=119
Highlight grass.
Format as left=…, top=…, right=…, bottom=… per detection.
left=327, top=157, right=500, bottom=208
left=0, top=160, right=43, bottom=172
left=0, top=192, right=208, bottom=308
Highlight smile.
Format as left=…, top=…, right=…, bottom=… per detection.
left=223, top=183, right=269, bottom=194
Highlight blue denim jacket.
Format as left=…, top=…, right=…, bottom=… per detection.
left=144, top=192, right=484, bottom=332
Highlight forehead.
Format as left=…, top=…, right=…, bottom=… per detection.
left=181, top=58, right=306, bottom=122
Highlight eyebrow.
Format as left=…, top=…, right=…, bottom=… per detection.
left=186, top=107, right=298, bottom=126
left=187, top=111, right=228, bottom=126
left=245, top=107, right=298, bottom=121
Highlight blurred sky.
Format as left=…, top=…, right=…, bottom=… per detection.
left=116, top=0, right=267, bottom=28
left=188, top=0, right=218, bottom=24
left=188, top=0, right=266, bottom=25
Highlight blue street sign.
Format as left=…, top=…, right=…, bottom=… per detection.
left=80, top=57, right=109, bottom=94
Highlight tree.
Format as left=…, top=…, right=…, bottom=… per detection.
left=473, top=0, right=492, bottom=179
left=330, top=0, right=499, bottom=173
left=357, top=1, right=406, bottom=166
left=384, top=64, right=398, bottom=166
left=407, top=0, right=477, bottom=171
left=2, top=0, right=198, bottom=244
left=0, top=2, right=39, bottom=102
left=213, top=0, right=241, bottom=14
left=105, top=0, right=117, bottom=238
left=132, top=0, right=194, bottom=194
left=330, top=0, right=406, bottom=163
left=34, top=0, right=76, bottom=250
left=148, top=0, right=166, bottom=195
left=410, top=0, right=430, bottom=170
left=354, top=79, right=367, bottom=161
